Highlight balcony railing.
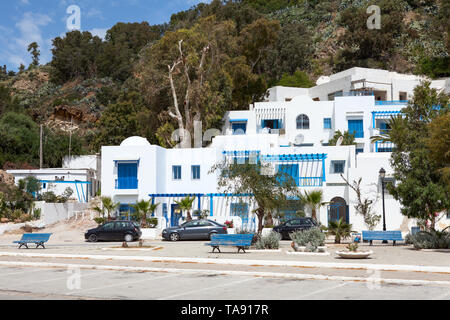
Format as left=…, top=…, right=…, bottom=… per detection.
left=115, top=177, right=138, bottom=190
left=335, top=91, right=374, bottom=97
left=297, top=177, right=324, bottom=187
left=375, top=100, right=408, bottom=106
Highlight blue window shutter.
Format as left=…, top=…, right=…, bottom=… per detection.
left=324, top=118, right=331, bottom=129
left=117, top=163, right=138, bottom=189
left=348, top=119, right=364, bottom=138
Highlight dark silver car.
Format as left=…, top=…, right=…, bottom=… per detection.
left=162, top=219, right=228, bottom=241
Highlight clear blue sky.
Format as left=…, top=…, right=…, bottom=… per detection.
left=0, top=0, right=209, bottom=71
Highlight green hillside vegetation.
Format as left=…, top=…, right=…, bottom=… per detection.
left=0, top=0, right=448, bottom=168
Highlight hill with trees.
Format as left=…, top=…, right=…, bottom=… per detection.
left=0, top=0, right=448, bottom=168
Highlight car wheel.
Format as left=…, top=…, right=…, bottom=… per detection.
left=169, top=233, right=180, bottom=242
left=88, top=234, right=98, bottom=243
left=124, top=234, right=133, bottom=242
left=209, top=232, right=217, bottom=240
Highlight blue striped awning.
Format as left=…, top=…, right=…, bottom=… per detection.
left=260, top=153, right=327, bottom=162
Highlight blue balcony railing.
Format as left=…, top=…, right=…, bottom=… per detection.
left=375, top=100, right=408, bottom=106
left=115, top=177, right=138, bottom=190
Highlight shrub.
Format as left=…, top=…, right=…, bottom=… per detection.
left=145, top=217, right=158, bottom=228
left=254, top=231, right=281, bottom=250
left=224, top=220, right=234, bottom=228
left=290, top=227, right=325, bottom=252
left=407, top=229, right=450, bottom=249
left=32, top=208, right=41, bottom=220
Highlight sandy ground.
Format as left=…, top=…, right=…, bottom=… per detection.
left=0, top=218, right=97, bottom=244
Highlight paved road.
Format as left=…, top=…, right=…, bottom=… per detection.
left=0, top=265, right=448, bottom=300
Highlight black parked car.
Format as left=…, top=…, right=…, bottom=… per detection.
left=273, top=218, right=319, bottom=240
left=162, top=219, right=227, bottom=241
left=85, top=221, right=142, bottom=242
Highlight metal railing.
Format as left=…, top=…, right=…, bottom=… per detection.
left=115, top=178, right=138, bottom=190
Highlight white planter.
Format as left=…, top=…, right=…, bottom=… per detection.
left=292, top=243, right=327, bottom=253
left=140, top=228, right=160, bottom=240
left=227, top=228, right=235, bottom=234
left=335, top=250, right=373, bottom=259
left=262, top=228, right=273, bottom=237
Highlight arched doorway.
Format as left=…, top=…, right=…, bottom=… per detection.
left=327, top=197, right=349, bottom=223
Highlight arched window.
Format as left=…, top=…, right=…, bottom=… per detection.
left=296, top=114, right=309, bottom=129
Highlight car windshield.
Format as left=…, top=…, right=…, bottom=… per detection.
left=131, top=221, right=140, bottom=228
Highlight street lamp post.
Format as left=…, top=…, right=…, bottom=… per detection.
left=379, top=168, right=388, bottom=243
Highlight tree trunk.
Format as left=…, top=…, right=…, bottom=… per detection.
left=265, top=212, right=274, bottom=227
left=312, top=208, right=317, bottom=221
left=187, top=210, right=192, bottom=222
left=256, top=208, right=265, bottom=235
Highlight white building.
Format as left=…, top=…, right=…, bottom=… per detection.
left=101, top=68, right=450, bottom=232
left=7, top=155, right=101, bottom=203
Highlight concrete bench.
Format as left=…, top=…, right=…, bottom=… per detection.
left=362, top=230, right=403, bottom=246
left=13, top=233, right=52, bottom=249
left=205, top=234, right=254, bottom=253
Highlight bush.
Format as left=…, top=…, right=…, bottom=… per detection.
left=290, top=227, right=326, bottom=252
left=145, top=217, right=158, bottom=228
left=254, top=231, right=281, bottom=250
left=407, top=229, right=450, bottom=249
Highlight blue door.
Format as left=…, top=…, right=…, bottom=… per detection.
left=171, top=204, right=182, bottom=227
left=327, top=197, right=349, bottom=224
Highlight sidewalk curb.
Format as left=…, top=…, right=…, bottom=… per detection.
left=0, top=260, right=449, bottom=287
left=0, top=251, right=448, bottom=274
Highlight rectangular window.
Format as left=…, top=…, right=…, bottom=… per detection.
left=331, top=161, right=346, bottom=174
left=191, top=165, right=201, bottom=180
left=172, top=166, right=182, bottom=180
left=348, top=119, right=364, bottom=138
left=356, top=148, right=364, bottom=154
left=262, top=119, right=280, bottom=130
left=323, top=118, right=331, bottom=129
left=231, top=122, right=247, bottom=135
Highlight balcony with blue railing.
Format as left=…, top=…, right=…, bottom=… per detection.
left=335, top=91, right=374, bottom=97
left=375, top=100, right=408, bottom=106
left=297, top=177, right=324, bottom=187
left=115, top=177, right=138, bottom=190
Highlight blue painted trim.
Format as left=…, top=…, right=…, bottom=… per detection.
left=198, top=195, right=202, bottom=211
left=229, top=119, right=248, bottom=122
left=322, top=158, right=326, bottom=182
left=39, top=180, right=91, bottom=184
left=210, top=196, right=214, bottom=216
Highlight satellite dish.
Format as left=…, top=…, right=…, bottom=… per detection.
left=294, top=134, right=305, bottom=146
left=336, top=136, right=344, bottom=147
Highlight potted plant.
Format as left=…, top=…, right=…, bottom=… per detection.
left=132, top=201, right=160, bottom=240
left=335, top=242, right=373, bottom=259
left=225, top=220, right=234, bottom=234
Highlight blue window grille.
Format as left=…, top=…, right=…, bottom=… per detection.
left=231, top=203, right=249, bottom=228
left=191, top=165, right=201, bottom=180
left=172, top=166, right=182, bottom=180
left=348, top=119, right=364, bottom=138
left=332, top=161, right=345, bottom=174
left=116, top=163, right=138, bottom=189
left=323, top=118, right=331, bottom=129
left=119, top=204, right=136, bottom=220
left=232, top=122, right=247, bottom=135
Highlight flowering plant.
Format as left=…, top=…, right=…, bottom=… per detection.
left=224, top=220, right=234, bottom=228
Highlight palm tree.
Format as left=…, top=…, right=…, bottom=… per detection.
left=175, top=196, right=196, bottom=222
left=327, top=218, right=353, bottom=244
left=131, top=200, right=160, bottom=227
left=300, top=190, right=327, bottom=221
left=99, top=196, right=120, bottom=221
left=370, top=114, right=405, bottom=144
